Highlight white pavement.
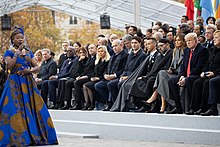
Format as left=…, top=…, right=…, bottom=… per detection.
left=43, top=135, right=219, bottom=147
left=49, top=110, right=220, bottom=145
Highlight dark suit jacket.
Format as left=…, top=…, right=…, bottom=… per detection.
left=121, top=49, right=147, bottom=76
left=69, top=59, right=80, bottom=78
left=179, top=43, right=208, bottom=78
left=57, top=56, right=78, bottom=79
left=105, top=49, right=128, bottom=77
left=93, top=60, right=109, bottom=79
left=57, top=53, right=67, bottom=70
left=37, top=58, right=57, bottom=81
left=203, top=46, right=220, bottom=76
left=80, top=56, right=96, bottom=78
left=77, top=57, right=88, bottom=75
left=203, top=40, right=214, bottom=50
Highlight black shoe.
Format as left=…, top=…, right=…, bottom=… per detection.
left=166, top=107, right=183, bottom=114
left=141, top=101, right=151, bottom=108
left=136, top=101, right=151, bottom=112
left=82, top=103, right=91, bottom=110
left=87, top=105, right=95, bottom=110
left=146, top=109, right=159, bottom=113
left=48, top=104, right=55, bottom=109
left=157, top=111, right=165, bottom=114
left=48, top=104, right=59, bottom=109
left=185, top=109, right=195, bottom=115
left=201, top=108, right=218, bottom=116
left=103, top=104, right=112, bottom=111
left=110, top=109, right=119, bottom=112
left=194, top=109, right=203, bottom=115
left=136, top=106, right=151, bottom=113
left=53, top=104, right=60, bottom=109
left=59, top=104, right=71, bottom=110
left=69, top=104, right=82, bottom=110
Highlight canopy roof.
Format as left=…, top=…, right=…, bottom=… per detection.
left=0, top=0, right=186, bottom=30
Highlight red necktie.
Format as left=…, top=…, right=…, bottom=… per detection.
left=187, top=49, right=193, bottom=77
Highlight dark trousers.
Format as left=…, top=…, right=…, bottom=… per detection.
left=168, top=76, right=197, bottom=112
left=74, top=78, right=90, bottom=107
left=41, top=80, right=49, bottom=105
left=48, top=79, right=59, bottom=103
left=107, top=79, right=120, bottom=102
left=209, top=76, right=220, bottom=105
left=58, top=79, right=68, bottom=106
left=63, top=78, right=76, bottom=105
left=190, top=78, right=209, bottom=111
left=94, top=80, right=109, bottom=103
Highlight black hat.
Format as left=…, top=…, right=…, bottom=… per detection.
left=158, top=38, right=169, bottom=44
left=179, top=23, right=190, bottom=34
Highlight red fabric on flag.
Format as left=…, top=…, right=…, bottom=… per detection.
left=197, top=9, right=201, bottom=16
left=187, top=49, right=193, bottom=77
left=185, top=0, right=194, bottom=21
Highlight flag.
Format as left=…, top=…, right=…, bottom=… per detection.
left=214, top=0, right=220, bottom=19
left=200, top=0, right=213, bottom=23
left=194, top=0, right=201, bottom=16
left=185, top=0, right=194, bottom=20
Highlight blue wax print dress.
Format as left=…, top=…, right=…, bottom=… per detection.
left=0, top=49, right=58, bottom=146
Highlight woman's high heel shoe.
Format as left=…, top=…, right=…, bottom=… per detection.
left=158, top=103, right=167, bottom=113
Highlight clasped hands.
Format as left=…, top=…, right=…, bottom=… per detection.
left=177, top=76, right=186, bottom=87
left=104, top=74, right=116, bottom=81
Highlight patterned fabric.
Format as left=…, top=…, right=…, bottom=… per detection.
left=0, top=49, right=58, bottom=146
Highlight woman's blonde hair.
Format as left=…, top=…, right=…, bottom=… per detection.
left=95, top=45, right=110, bottom=65
left=34, top=49, right=42, bottom=57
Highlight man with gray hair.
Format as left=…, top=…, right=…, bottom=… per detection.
left=187, top=20, right=194, bottom=32
left=204, top=24, right=217, bottom=49
left=122, top=34, right=132, bottom=54
left=152, top=32, right=163, bottom=42
left=35, top=48, right=57, bottom=92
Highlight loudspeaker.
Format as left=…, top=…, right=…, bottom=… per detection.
left=100, top=14, right=110, bottom=29
left=1, top=14, right=11, bottom=31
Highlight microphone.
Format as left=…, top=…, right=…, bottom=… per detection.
left=19, top=42, right=29, bottom=51
left=23, top=45, right=30, bottom=51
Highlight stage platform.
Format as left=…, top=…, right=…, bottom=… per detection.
left=49, top=110, right=220, bottom=145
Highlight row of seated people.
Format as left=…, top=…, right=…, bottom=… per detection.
left=0, top=54, right=7, bottom=97
left=35, top=31, right=220, bottom=116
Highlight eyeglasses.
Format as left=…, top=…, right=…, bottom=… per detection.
left=67, top=50, right=73, bottom=52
